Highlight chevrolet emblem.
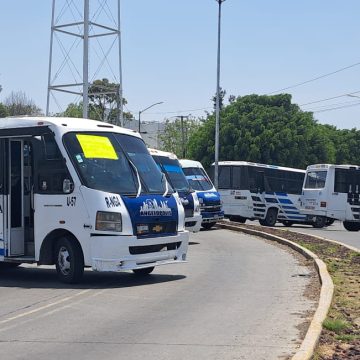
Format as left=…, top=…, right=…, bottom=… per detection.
left=152, top=225, right=163, bottom=233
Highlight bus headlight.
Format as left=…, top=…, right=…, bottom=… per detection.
left=96, top=212, right=122, bottom=232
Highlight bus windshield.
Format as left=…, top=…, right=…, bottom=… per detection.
left=153, top=156, right=190, bottom=193
left=183, top=167, right=213, bottom=191
left=304, top=170, right=327, bottom=189
left=63, top=132, right=166, bottom=195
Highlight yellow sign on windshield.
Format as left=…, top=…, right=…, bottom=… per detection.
left=76, top=134, right=118, bottom=160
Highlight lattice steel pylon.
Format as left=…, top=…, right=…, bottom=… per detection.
left=46, top=0, right=124, bottom=125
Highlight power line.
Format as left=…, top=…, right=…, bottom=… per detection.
left=300, top=90, right=360, bottom=107
left=312, top=101, right=360, bottom=114
left=267, top=61, right=360, bottom=95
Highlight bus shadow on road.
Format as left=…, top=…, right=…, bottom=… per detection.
left=0, top=266, right=186, bottom=290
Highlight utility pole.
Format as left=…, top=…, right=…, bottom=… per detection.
left=46, top=0, right=124, bottom=120
left=214, top=0, right=226, bottom=189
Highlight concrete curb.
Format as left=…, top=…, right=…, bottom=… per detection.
left=218, top=223, right=334, bottom=360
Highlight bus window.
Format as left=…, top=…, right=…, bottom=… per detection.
left=304, top=170, right=327, bottom=189
left=218, top=166, right=231, bottom=189
left=232, top=166, right=248, bottom=190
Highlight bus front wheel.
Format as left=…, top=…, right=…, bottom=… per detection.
left=282, top=220, right=294, bottom=227
left=312, top=216, right=326, bottom=228
left=343, top=221, right=360, bottom=232
left=55, top=237, right=84, bottom=284
left=261, top=209, right=278, bottom=227
left=229, top=216, right=246, bottom=223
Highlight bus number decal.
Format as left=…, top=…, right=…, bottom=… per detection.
left=105, top=196, right=121, bottom=208
left=67, top=196, right=77, bottom=207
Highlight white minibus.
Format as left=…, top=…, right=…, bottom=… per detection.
left=180, top=159, right=224, bottom=230
left=149, top=149, right=202, bottom=233
left=213, top=161, right=324, bottom=227
left=0, top=117, right=189, bottom=283
left=301, top=164, right=360, bottom=231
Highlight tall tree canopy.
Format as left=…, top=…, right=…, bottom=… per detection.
left=187, top=94, right=356, bottom=169
left=61, top=78, right=132, bottom=123
left=159, top=117, right=201, bottom=158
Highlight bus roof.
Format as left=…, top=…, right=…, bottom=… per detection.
left=179, top=159, right=204, bottom=169
left=306, top=164, right=360, bottom=171
left=148, top=148, right=178, bottom=160
left=0, top=116, right=141, bottom=138
left=213, top=161, right=305, bottom=174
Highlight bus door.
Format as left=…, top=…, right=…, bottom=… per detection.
left=0, top=140, right=5, bottom=259
left=7, top=140, right=25, bottom=256
left=255, top=171, right=265, bottom=194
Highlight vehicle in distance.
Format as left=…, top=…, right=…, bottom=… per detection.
left=212, top=161, right=326, bottom=228
left=301, top=164, right=360, bottom=231
left=149, top=148, right=202, bottom=233
left=180, top=159, right=224, bottom=230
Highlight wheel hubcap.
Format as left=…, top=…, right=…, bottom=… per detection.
left=58, top=246, right=71, bottom=275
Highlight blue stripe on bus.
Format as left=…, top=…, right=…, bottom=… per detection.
left=281, top=205, right=298, bottom=210
left=0, top=248, right=4, bottom=256
left=287, top=215, right=306, bottom=220
left=284, top=210, right=300, bottom=215
left=278, top=198, right=293, bottom=204
left=265, top=192, right=274, bottom=195
left=275, top=192, right=287, bottom=197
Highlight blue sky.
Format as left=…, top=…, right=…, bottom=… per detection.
left=1, top=1, right=360, bottom=129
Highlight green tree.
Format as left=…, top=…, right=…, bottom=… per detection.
left=187, top=94, right=339, bottom=169
left=61, top=78, right=132, bottom=123
left=0, top=103, right=8, bottom=118
left=4, top=91, right=42, bottom=116
left=159, top=117, right=201, bottom=158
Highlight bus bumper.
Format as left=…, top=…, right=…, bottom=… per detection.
left=90, top=231, right=189, bottom=272
left=185, top=214, right=202, bottom=233
left=201, top=211, right=224, bottom=224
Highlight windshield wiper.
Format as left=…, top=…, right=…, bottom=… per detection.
left=162, top=173, right=170, bottom=197
left=128, top=159, right=142, bottom=198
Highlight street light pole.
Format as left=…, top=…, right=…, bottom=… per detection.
left=214, top=0, right=226, bottom=189
left=138, top=101, right=164, bottom=133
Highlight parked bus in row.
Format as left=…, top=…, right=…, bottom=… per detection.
left=0, top=117, right=189, bottom=283
left=212, top=161, right=326, bottom=228
left=301, top=164, right=360, bottom=231
left=180, top=159, right=224, bottom=230
left=149, top=149, right=202, bottom=233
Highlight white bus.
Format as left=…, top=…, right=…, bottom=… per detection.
left=0, top=117, right=189, bottom=283
left=180, top=159, right=224, bottom=230
left=301, top=164, right=360, bottom=231
left=213, top=161, right=323, bottom=227
left=149, top=149, right=202, bottom=233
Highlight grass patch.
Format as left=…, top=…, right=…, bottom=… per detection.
left=335, top=334, right=359, bottom=342
left=323, top=318, right=349, bottom=334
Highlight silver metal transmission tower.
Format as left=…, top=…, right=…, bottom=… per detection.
left=46, top=0, right=123, bottom=124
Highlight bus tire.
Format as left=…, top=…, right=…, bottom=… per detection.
left=229, top=216, right=246, bottom=223
left=133, top=267, right=154, bottom=276
left=325, top=218, right=335, bottom=226
left=55, top=237, right=84, bottom=284
left=262, top=208, right=278, bottom=227
left=343, top=221, right=360, bottom=232
left=202, top=222, right=215, bottom=230
left=282, top=220, right=294, bottom=227
left=312, top=216, right=326, bottom=228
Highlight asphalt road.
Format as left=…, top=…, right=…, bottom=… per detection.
left=276, top=221, right=360, bottom=251
left=0, top=229, right=316, bottom=360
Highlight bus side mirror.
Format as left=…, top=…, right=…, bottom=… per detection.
left=63, top=179, right=73, bottom=194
